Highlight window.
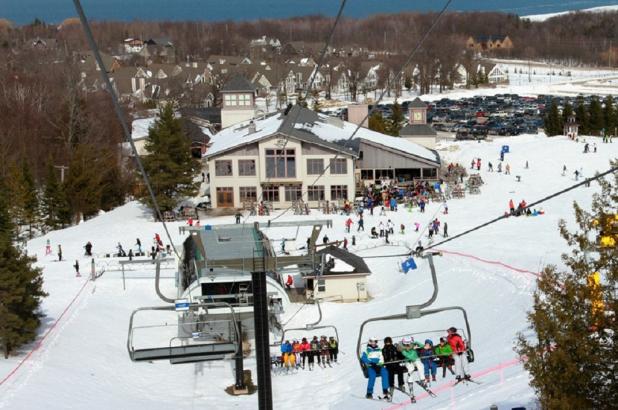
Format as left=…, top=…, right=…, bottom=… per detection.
left=215, top=160, right=233, bottom=176
left=375, top=169, right=394, bottom=179
left=360, top=169, right=374, bottom=180
left=329, top=158, right=347, bottom=175
left=223, top=94, right=236, bottom=106
left=284, top=185, right=302, bottom=201
left=307, top=185, right=325, bottom=201
left=423, top=168, right=437, bottom=178
left=330, top=185, right=348, bottom=201
left=262, top=185, right=280, bottom=202
left=238, top=94, right=251, bottom=106
left=216, top=187, right=233, bottom=207
left=306, top=159, right=324, bottom=175
left=265, top=149, right=296, bottom=178
left=239, top=187, right=257, bottom=202
left=238, top=159, right=256, bottom=176
left=317, top=279, right=326, bottom=292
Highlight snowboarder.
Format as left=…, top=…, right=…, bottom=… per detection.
left=84, top=241, right=93, bottom=256
left=73, top=260, right=80, bottom=277
left=447, top=327, right=471, bottom=382
left=57, top=244, right=63, bottom=261
left=383, top=336, right=405, bottom=391
left=45, top=239, right=52, bottom=255
left=443, top=222, right=448, bottom=238
left=361, top=337, right=390, bottom=400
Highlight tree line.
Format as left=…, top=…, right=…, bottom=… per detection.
left=544, top=95, right=618, bottom=137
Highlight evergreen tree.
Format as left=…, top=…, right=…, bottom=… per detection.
left=21, top=162, right=39, bottom=239
left=41, top=162, right=71, bottom=231
left=602, top=95, right=614, bottom=136
left=65, top=144, right=105, bottom=221
left=140, top=104, right=199, bottom=216
left=575, top=96, right=589, bottom=135
left=368, top=111, right=387, bottom=134
left=517, top=162, right=618, bottom=409
left=544, top=100, right=561, bottom=136
left=588, top=96, right=604, bottom=136
left=404, top=74, right=413, bottom=91
left=562, top=101, right=574, bottom=126
left=386, top=102, right=404, bottom=136
left=0, top=177, right=47, bottom=358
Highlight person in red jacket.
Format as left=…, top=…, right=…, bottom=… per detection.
left=299, top=337, right=311, bottom=369
left=508, top=199, right=515, bottom=215
left=447, top=327, right=470, bottom=381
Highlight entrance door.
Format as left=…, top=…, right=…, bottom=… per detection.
left=216, top=187, right=234, bottom=208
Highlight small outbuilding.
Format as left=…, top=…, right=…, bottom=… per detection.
left=304, top=246, right=371, bottom=302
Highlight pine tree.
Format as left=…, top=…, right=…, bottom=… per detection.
left=21, top=162, right=39, bottom=239
left=65, top=144, right=105, bottom=221
left=368, top=111, right=387, bottom=134
left=603, top=95, right=614, bottom=136
left=0, top=176, right=47, bottom=358
left=41, top=162, right=71, bottom=231
left=575, top=96, right=589, bottom=135
left=588, top=96, right=604, bottom=136
left=517, top=161, right=618, bottom=409
left=140, top=104, right=199, bottom=216
left=386, top=102, right=404, bottom=136
left=562, top=102, right=574, bottom=126
left=544, top=100, right=561, bottom=136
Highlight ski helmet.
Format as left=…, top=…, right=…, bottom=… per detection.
left=401, top=337, right=412, bottom=345
left=368, top=337, right=379, bottom=344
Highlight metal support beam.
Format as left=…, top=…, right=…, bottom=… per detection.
left=252, top=270, right=273, bottom=410
left=234, top=321, right=245, bottom=390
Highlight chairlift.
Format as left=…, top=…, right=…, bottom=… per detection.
left=127, top=302, right=241, bottom=364
left=355, top=253, right=473, bottom=378
left=274, top=298, right=340, bottom=346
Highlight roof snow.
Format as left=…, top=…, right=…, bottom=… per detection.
left=131, top=117, right=156, bottom=141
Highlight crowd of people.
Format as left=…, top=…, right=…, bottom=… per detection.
left=361, top=327, right=471, bottom=401
left=273, top=336, right=339, bottom=372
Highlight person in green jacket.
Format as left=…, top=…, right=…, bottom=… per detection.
left=398, top=337, right=426, bottom=397
left=435, top=337, right=455, bottom=378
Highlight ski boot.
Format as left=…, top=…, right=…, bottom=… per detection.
left=365, top=393, right=373, bottom=400
left=382, top=390, right=392, bottom=402
left=432, top=375, right=437, bottom=382
left=464, top=374, right=472, bottom=381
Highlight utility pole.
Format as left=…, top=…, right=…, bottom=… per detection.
left=54, top=165, right=69, bottom=183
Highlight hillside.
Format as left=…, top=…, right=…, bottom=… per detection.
left=1, top=133, right=617, bottom=409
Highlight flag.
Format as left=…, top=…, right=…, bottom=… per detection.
left=401, top=257, right=417, bottom=273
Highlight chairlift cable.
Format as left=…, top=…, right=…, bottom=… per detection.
left=267, top=0, right=454, bottom=222
left=360, top=165, right=618, bottom=259
left=72, top=0, right=182, bottom=260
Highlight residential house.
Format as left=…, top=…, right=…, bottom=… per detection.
left=466, top=35, right=514, bottom=52
left=123, top=38, right=144, bottom=54
left=220, top=75, right=258, bottom=129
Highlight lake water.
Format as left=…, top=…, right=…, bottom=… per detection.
left=2, top=0, right=616, bottom=25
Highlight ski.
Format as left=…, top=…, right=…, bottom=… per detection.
left=391, top=386, right=416, bottom=403
left=352, top=394, right=391, bottom=402
left=415, top=381, right=437, bottom=398
left=453, top=377, right=482, bottom=387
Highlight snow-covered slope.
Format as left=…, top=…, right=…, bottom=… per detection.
left=524, top=5, right=618, bottom=22
left=1, top=134, right=617, bottom=409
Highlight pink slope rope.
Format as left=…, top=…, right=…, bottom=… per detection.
left=0, top=279, right=91, bottom=387
left=435, top=249, right=541, bottom=278
left=385, top=357, right=522, bottom=409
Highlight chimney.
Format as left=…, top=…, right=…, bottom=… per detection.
left=248, top=120, right=256, bottom=134
left=347, top=104, right=369, bottom=128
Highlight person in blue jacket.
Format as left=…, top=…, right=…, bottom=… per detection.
left=281, top=340, right=293, bottom=368
left=361, top=337, right=391, bottom=400
left=419, top=339, right=438, bottom=383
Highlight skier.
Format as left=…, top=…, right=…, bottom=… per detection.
left=470, top=159, right=475, bottom=170
left=328, top=336, right=339, bottom=363
left=357, top=216, right=364, bottom=232
left=583, top=143, right=589, bottom=153
left=443, top=222, right=448, bottom=238
left=84, top=241, right=93, bottom=256
left=280, top=340, right=294, bottom=371
left=345, top=217, right=353, bottom=233
left=73, top=260, right=80, bottom=277
left=488, top=162, right=493, bottom=172
left=509, top=199, right=515, bottom=215
left=443, top=201, right=448, bottom=215
left=382, top=336, right=405, bottom=391
left=299, top=337, right=311, bottom=369
left=435, top=337, right=455, bottom=378
left=562, top=165, right=567, bottom=176
left=136, top=238, right=142, bottom=254
left=419, top=199, right=426, bottom=213
left=414, top=222, right=420, bottom=232
left=447, top=327, right=471, bottom=382
left=235, top=212, right=242, bottom=224
left=319, top=335, right=330, bottom=367
left=292, top=340, right=302, bottom=368
left=525, top=160, right=529, bottom=169
left=128, top=249, right=133, bottom=261
left=476, top=158, right=481, bottom=171
left=419, top=339, right=437, bottom=383
left=361, top=337, right=390, bottom=400
left=428, top=226, right=434, bottom=239
left=574, top=169, right=580, bottom=181
left=379, top=221, right=385, bottom=237
left=309, top=336, right=320, bottom=370
left=505, top=163, right=511, bottom=175
left=343, top=237, right=348, bottom=250
left=399, top=337, right=426, bottom=399
left=58, top=244, right=63, bottom=261
left=593, top=143, right=597, bottom=153
left=400, top=224, right=405, bottom=235
left=285, top=274, right=293, bottom=289
left=380, top=206, right=386, bottom=216
left=497, top=162, right=502, bottom=173
left=387, top=219, right=394, bottom=234
left=45, top=239, right=52, bottom=255
left=385, top=230, right=390, bottom=245
left=117, top=243, right=126, bottom=257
